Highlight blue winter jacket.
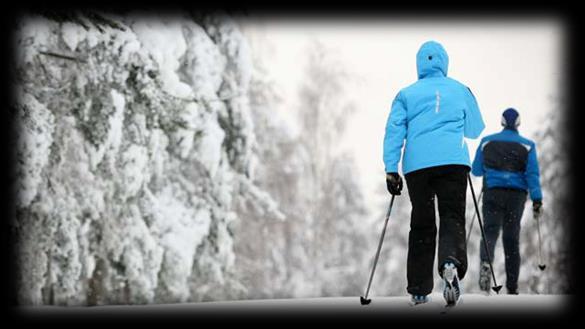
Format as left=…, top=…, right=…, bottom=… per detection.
left=383, top=41, right=485, bottom=174
left=471, top=128, right=543, bottom=202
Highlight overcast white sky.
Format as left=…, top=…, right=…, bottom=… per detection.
left=240, top=18, right=564, bottom=212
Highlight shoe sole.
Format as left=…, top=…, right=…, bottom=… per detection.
left=443, top=266, right=460, bottom=306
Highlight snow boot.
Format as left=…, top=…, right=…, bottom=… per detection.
left=410, top=294, right=429, bottom=306
left=479, top=261, right=491, bottom=293
left=507, top=288, right=519, bottom=295
left=442, top=262, right=461, bottom=306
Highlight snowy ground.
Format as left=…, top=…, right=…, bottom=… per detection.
left=18, top=293, right=570, bottom=321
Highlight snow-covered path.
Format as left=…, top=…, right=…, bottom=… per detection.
left=20, top=293, right=569, bottom=320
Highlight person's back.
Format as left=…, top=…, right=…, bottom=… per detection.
left=472, top=114, right=542, bottom=201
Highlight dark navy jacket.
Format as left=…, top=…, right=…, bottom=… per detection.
left=471, top=128, right=542, bottom=201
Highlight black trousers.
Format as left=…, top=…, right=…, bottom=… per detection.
left=480, top=188, right=527, bottom=292
left=404, top=165, right=469, bottom=296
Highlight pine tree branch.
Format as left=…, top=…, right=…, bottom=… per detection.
left=38, top=51, right=87, bottom=63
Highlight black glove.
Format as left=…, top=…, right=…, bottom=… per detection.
left=386, top=172, right=403, bottom=196
left=533, top=200, right=543, bottom=219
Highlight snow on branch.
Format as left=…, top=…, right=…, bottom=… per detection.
left=237, top=174, right=286, bottom=221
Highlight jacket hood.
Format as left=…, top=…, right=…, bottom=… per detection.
left=416, top=41, right=449, bottom=79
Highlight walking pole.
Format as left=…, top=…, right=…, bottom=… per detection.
left=468, top=174, right=503, bottom=294
left=465, top=189, right=483, bottom=247
left=360, top=195, right=396, bottom=305
left=535, top=212, right=547, bottom=271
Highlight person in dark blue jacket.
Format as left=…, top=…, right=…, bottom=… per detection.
left=383, top=40, right=484, bottom=306
left=471, top=108, right=543, bottom=295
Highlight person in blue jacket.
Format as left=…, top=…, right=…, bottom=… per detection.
left=471, top=108, right=543, bottom=295
left=383, top=40, right=485, bottom=306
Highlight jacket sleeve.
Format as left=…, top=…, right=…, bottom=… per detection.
left=383, top=92, right=407, bottom=173
left=471, top=139, right=484, bottom=177
left=463, top=87, right=485, bottom=139
left=525, top=142, right=543, bottom=201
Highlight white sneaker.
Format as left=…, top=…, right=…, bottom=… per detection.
left=442, top=262, right=461, bottom=306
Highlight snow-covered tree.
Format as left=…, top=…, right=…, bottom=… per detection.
left=12, top=11, right=258, bottom=305
left=12, top=11, right=373, bottom=306
left=230, top=45, right=294, bottom=299
left=292, top=41, right=369, bottom=297
left=519, top=96, right=572, bottom=294
left=232, top=39, right=371, bottom=299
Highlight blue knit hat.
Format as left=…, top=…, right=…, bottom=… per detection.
left=501, top=108, right=520, bottom=130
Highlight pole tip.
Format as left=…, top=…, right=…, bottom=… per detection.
left=539, top=265, right=546, bottom=271
left=492, top=286, right=503, bottom=294
left=360, top=296, right=371, bottom=305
